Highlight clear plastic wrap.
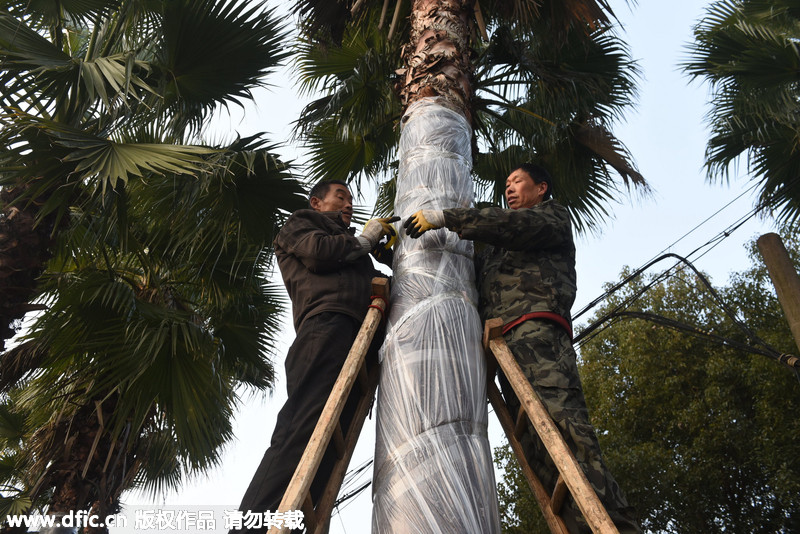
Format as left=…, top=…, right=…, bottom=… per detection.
left=372, top=98, right=500, bottom=533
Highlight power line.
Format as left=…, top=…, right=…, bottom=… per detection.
left=334, top=480, right=371, bottom=510
left=574, top=197, right=763, bottom=323
left=654, top=181, right=760, bottom=262
left=330, top=459, right=373, bottom=518
left=573, top=250, right=800, bottom=377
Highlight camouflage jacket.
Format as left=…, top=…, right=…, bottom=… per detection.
left=443, top=199, right=577, bottom=326
left=275, top=209, right=380, bottom=332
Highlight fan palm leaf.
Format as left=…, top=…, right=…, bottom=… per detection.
left=0, top=0, right=307, bottom=523
left=684, top=0, right=800, bottom=224
left=293, top=0, right=644, bottom=230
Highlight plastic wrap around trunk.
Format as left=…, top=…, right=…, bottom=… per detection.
left=372, top=98, right=500, bottom=533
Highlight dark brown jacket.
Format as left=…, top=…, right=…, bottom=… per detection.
left=275, top=209, right=380, bottom=331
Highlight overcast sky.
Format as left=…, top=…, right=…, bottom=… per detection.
left=119, top=1, right=779, bottom=533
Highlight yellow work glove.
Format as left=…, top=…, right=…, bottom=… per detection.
left=361, top=216, right=400, bottom=248
left=403, top=209, right=445, bottom=238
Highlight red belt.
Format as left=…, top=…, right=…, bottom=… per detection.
left=502, top=311, right=573, bottom=340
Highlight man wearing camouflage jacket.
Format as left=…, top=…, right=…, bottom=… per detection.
left=404, top=163, right=640, bottom=534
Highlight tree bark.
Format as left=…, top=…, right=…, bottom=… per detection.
left=0, top=185, right=57, bottom=351
left=37, top=397, right=135, bottom=534
left=397, top=0, right=473, bottom=122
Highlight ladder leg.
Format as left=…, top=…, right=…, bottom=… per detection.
left=268, top=279, right=388, bottom=534
left=311, top=362, right=380, bottom=534
left=487, top=380, right=570, bottom=534
left=483, top=318, right=619, bottom=534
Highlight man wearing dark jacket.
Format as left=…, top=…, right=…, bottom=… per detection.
left=404, top=164, right=640, bottom=534
left=235, top=180, right=395, bottom=532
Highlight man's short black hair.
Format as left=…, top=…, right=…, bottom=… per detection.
left=513, top=163, right=553, bottom=201
left=308, top=180, right=348, bottom=207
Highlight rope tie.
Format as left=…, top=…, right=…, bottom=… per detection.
left=368, top=295, right=388, bottom=322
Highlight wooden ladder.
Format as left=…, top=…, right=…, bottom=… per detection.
left=483, top=317, right=619, bottom=534
left=268, top=278, right=388, bottom=534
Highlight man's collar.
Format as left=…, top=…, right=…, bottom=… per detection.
left=320, top=210, right=354, bottom=232
left=512, top=198, right=553, bottom=210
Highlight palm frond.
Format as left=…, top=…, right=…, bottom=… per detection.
left=6, top=113, right=217, bottom=192
left=0, top=402, right=26, bottom=444
left=292, top=0, right=352, bottom=45
left=571, top=120, right=645, bottom=189
left=303, top=117, right=398, bottom=191
left=0, top=340, right=46, bottom=392
left=0, top=13, right=75, bottom=112
left=0, top=13, right=72, bottom=69
left=0, top=492, right=32, bottom=517
left=129, top=427, right=183, bottom=497
left=1, top=0, right=121, bottom=29
left=154, top=0, right=291, bottom=134
left=684, top=0, right=800, bottom=223
left=483, top=0, right=616, bottom=39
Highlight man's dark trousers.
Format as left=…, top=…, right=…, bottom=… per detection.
left=238, top=312, right=364, bottom=528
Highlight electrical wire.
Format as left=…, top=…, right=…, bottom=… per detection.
left=336, top=459, right=372, bottom=501
left=330, top=458, right=373, bottom=519
left=569, top=184, right=800, bottom=378
left=573, top=250, right=800, bottom=378
left=654, top=181, right=760, bottom=262
left=334, top=480, right=372, bottom=510
left=574, top=198, right=763, bottom=323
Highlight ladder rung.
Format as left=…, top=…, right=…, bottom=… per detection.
left=514, top=407, right=528, bottom=440
left=551, top=475, right=568, bottom=515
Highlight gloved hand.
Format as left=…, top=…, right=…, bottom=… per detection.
left=403, top=209, right=445, bottom=238
left=360, top=216, right=400, bottom=247
left=371, top=241, right=394, bottom=266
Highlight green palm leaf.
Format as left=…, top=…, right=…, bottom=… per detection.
left=0, top=0, right=305, bottom=515
left=154, top=0, right=290, bottom=133
left=684, top=0, right=800, bottom=224
left=4, top=114, right=217, bottom=193
left=296, top=2, right=645, bottom=231
left=1, top=0, right=120, bottom=28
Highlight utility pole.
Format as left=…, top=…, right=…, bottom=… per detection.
left=757, top=233, right=800, bottom=355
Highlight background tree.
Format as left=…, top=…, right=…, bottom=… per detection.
left=684, top=0, right=800, bottom=225
left=0, top=0, right=306, bottom=528
left=495, top=228, right=800, bottom=533
left=0, top=0, right=294, bottom=349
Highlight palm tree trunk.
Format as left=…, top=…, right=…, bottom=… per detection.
left=372, top=1, right=499, bottom=532
left=38, top=398, right=132, bottom=534
left=0, top=185, right=56, bottom=351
